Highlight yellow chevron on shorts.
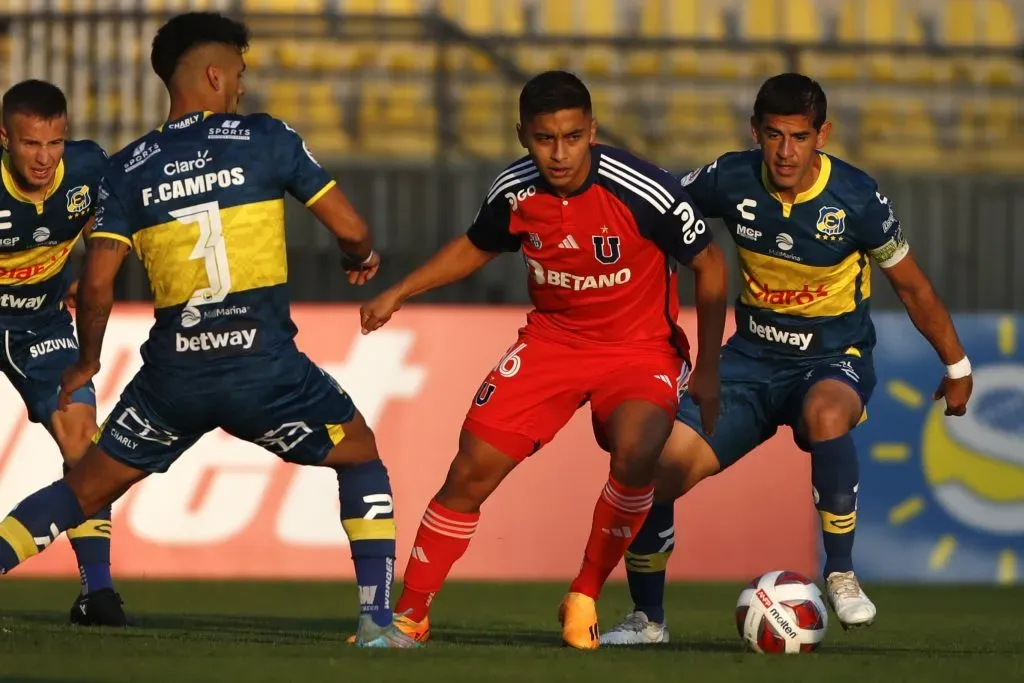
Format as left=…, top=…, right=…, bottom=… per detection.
left=134, top=198, right=287, bottom=308
left=624, top=550, right=672, bottom=573
left=326, top=423, right=346, bottom=446
left=820, top=510, right=857, bottom=534
left=342, top=518, right=396, bottom=542
left=66, top=519, right=112, bottom=540
left=0, top=517, right=39, bottom=563
left=739, top=247, right=869, bottom=318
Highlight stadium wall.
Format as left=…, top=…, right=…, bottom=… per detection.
left=0, top=307, right=1019, bottom=585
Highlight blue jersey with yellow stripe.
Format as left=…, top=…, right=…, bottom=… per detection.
left=678, top=150, right=908, bottom=357
left=0, top=140, right=106, bottom=331
left=91, top=110, right=335, bottom=372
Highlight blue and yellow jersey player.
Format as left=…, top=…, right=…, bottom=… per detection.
left=0, top=79, right=131, bottom=626
left=602, top=74, right=974, bottom=644
left=0, top=12, right=409, bottom=647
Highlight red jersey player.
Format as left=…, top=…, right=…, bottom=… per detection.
left=358, top=71, right=728, bottom=649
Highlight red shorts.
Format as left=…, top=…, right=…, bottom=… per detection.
left=463, top=329, right=690, bottom=461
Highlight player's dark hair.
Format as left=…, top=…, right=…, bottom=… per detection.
left=753, top=73, right=827, bottom=130
left=1, top=80, right=67, bottom=124
left=151, top=11, right=250, bottom=86
left=519, top=70, right=592, bottom=123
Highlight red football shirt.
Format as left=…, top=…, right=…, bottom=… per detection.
left=467, top=144, right=711, bottom=356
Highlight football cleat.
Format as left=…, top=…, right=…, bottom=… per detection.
left=599, top=610, right=670, bottom=646
left=356, top=612, right=428, bottom=649
left=826, top=571, right=877, bottom=629
left=69, top=588, right=130, bottom=627
left=558, top=592, right=600, bottom=649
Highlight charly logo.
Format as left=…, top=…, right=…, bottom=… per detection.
left=862, top=316, right=1024, bottom=585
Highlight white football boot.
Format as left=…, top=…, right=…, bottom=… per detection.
left=826, top=571, right=877, bottom=629
left=599, top=610, right=670, bottom=646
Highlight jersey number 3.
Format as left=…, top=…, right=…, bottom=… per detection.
left=170, top=200, right=232, bottom=308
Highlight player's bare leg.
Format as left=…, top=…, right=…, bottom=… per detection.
left=561, top=400, right=672, bottom=649
left=801, top=378, right=876, bottom=629
left=601, top=421, right=719, bottom=645
left=362, top=429, right=519, bottom=648
left=50, top=403, right=130, bottom=626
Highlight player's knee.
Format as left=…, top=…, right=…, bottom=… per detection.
left=609, top=444, right=661, bottom=488
left=320, top=413, right=380, bottom=467
left=436, top=433, right=518, bottom=512
left=802, top=400, right=856, bottom=442
left=650, top=422, right=716, bottom=500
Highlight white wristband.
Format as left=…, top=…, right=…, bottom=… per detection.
left=946, top=356, right=971, bottom=379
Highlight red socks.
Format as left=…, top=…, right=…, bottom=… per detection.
left=395, top=499, right=479, bottom=622
left=569, top=477, right=654, bottom=599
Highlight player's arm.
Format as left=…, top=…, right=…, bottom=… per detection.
left=643, top=183, right=728, bottom=434
left=360, top=195, right=515, bottom=333
left=59, top=177, right=133, bottom=409
left=65, top=215, right=96, bottom=310
left=306, top=186, right=378, bottom=284
left=272, top=117, right=378, bottom=284
left=391, top=234, right=499, bottom=302
left=863, top=194, right=971, bottom=415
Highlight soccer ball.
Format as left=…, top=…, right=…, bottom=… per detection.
left=735, top=570, right=828, bottom=654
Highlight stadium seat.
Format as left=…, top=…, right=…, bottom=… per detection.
left=664, top=91, right=743, bottom=163
left=824, top=0, right=924, bottom=83
left=743, top=0, right=821, bottom=42
left=943, top=0, right=1021, bottom=84
left=242, top=0, right=325, bottom=12
left=858, top=99, right=941, bottom=170
left=359, top=82, right=437, bottom=157
left=456, top=83, right=515, bottom=158
left=623, top=0, right=665, bottom=75
left=266, top=81, right=305, bottom=122
left=577, top=0, right=616, bottom=76
left=664, top=0, right=732, bottom=78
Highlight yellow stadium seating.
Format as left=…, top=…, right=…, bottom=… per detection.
left=6, top=0, right=1022, bottom=169
left=242, top=0, right=325, bottom=12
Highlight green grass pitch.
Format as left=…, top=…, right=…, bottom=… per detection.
left=0, top=580, right=1020, bottom=682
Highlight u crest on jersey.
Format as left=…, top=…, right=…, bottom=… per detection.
left=592, top=235, right=621, bottom=264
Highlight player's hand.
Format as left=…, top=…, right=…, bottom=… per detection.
left=360, top=285, right=404, bottom=334
left=934, top=374, right=972, bottom=416
left=58, top=360, right=100, bottom=412
left=64, top=280, right=79, bottom=309
left=343, top=249, right=380, bottom=285
left=688, top=359, right=721, bottom=436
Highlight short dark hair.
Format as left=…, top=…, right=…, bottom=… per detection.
left=753, top=73, right=827, bottom=130
left=151, top=11, right=250, bottom=85
left=1, top=80, right=67, bottom=124
left=519, top=70, right=592, bottom=123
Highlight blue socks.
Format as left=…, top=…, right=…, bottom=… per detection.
left=64, top=464, right=114, bottom=594
left=0, top=480, right=86, bottom=574
left=810, top=434, right=859, bottom=578
left=623, top=500, right=675, bottom=624
left=336, top=459, right=397, bottom=628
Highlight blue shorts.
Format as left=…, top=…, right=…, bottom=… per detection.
left=95, top=350, right=357, bottom=473
left=676, top=339, right=876, bottom=469
left=1, top=321, right=96, bottom=427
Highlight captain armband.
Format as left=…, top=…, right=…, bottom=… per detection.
left=868, top=228, right=910, bottom=269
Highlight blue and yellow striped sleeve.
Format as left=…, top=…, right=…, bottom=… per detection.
left=89, top=175, right=134, bottom=247
left=271, top=117, right=336, bottom=207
